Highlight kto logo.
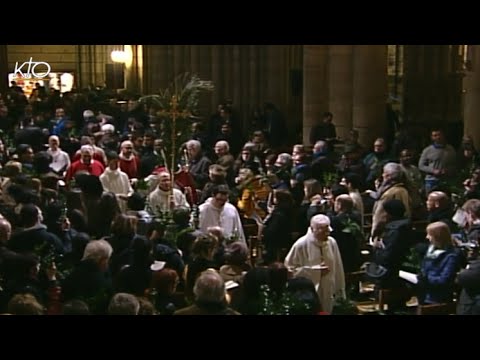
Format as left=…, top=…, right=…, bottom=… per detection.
left=13, top=57, right=51, bottom=79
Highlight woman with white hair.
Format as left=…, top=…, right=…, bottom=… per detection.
left=284, top=214, right=345, bottom=313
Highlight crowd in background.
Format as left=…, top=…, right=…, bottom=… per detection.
left=0, top=80, right=479, bottom=315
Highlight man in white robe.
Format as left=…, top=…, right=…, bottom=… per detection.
left=199, top=185, right=246, bottom=245
left=99, top=152, right=134, bottom=213
left=46, top=135, right=70, bottom=176
left=147, top=171, right=190, bottom=214
left=284, top=214, right=346, bottom=313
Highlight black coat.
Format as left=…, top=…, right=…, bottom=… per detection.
left=457, top=259, right=480, bottom=315
left=262, top=208, right=293, bottom=264
left=62, top=259, right=113, bottom=314
left=427, top=207, right=456, bottom=233
left=188, top=155, right=212, bottom=189
left=329, top=212, right=363, bottom=273
left=8, top=225, right=65, bottom=256
left=373, top=218, right=413, bottom=288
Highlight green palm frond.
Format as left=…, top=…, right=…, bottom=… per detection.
left=138, top=72, right=214, bottom=115
left=342, top=218, right=363, bottom=235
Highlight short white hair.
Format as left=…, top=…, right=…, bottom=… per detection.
left=193, top=269, right=226, bottom=303
left=101, top=124, right=115, bottom=133
left=186, top=139, right=201, bottom=150
left=310, top=214, right=331, bottom=229
left=108, top=293, right=140, bottom=315
left=83, top=110, right=94, bottom=118
left=82, top=239, right=113, bottom=263
left=275, top=153, right=292, bottom=167
left=215, top=140, right=229, bottom=152
left=80, top=145, right=94, bottom=155
left=383, top=162, right=405, bottom=183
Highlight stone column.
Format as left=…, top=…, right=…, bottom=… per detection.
left=464, top=45, right=480, bottom=150
left=173, top=45, right=185, bottom=79
left=266, top=45, right=286, bottom=109
left=328, top=45, right=354, bottom=141
left=124, top=45, right=143, bottom=94
left=210, top=45, right=223, bottom=109
left=303, top=45, right=329, bottom=145
left=352, top=45, right=388, bottom=147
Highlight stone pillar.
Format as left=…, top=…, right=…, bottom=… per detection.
left=352, top=45, right=388, bottom=147
left=265, top=46, right=286, bottom=109
left=173, top=45, right=185, bottom=79
left=232, top=45, right=242, bottom=117
left=124, top=45, right=143, bottom=94
left=211, top=45, right=223, bottom=109
left=303, top=45, right=329, bottom=145
left=464, top=45, right=480, bottom=150
left=328, top=45, right=354, bottom=141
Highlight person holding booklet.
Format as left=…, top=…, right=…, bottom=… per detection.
left=284, top=214, right=345, bottom=313
left=416, top=222, right=461, bottom=305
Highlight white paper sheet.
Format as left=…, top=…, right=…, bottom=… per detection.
left=399, top=270, right=418, bottom=284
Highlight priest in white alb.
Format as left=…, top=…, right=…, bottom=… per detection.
left=199, top=184, right=246, bottom=244
left=99, top=151, right=134, bottom=213
left=284, top=214, right=346, bottom=313
left=147, top=170, right=190, bottom=213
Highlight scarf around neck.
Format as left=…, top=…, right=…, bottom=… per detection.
left=425, top=244, right=446, bottom=259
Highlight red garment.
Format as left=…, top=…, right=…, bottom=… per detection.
left=65, top=160, right=105, bottom=182
left=72, top=151, right=106, bottom=166
left=46, top=286, right=62, bottom=315
left=119, top=156, right=140, bottom=179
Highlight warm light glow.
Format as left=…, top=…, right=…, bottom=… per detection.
left=124, top=45, right=133, bottom=68
left=111, top=50, right=128, bottom=63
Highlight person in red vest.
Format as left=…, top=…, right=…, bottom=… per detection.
left=65, top=145, right=105, bottom=183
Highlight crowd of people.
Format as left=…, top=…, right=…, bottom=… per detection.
left=0, top=81, right=479, bottom=315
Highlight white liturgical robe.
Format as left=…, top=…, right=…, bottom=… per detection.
left=284, top=230, right=346, bottom=313
left=147, top=187, right=190, bottom=212
left=199, top=198, right=246, bottom=244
